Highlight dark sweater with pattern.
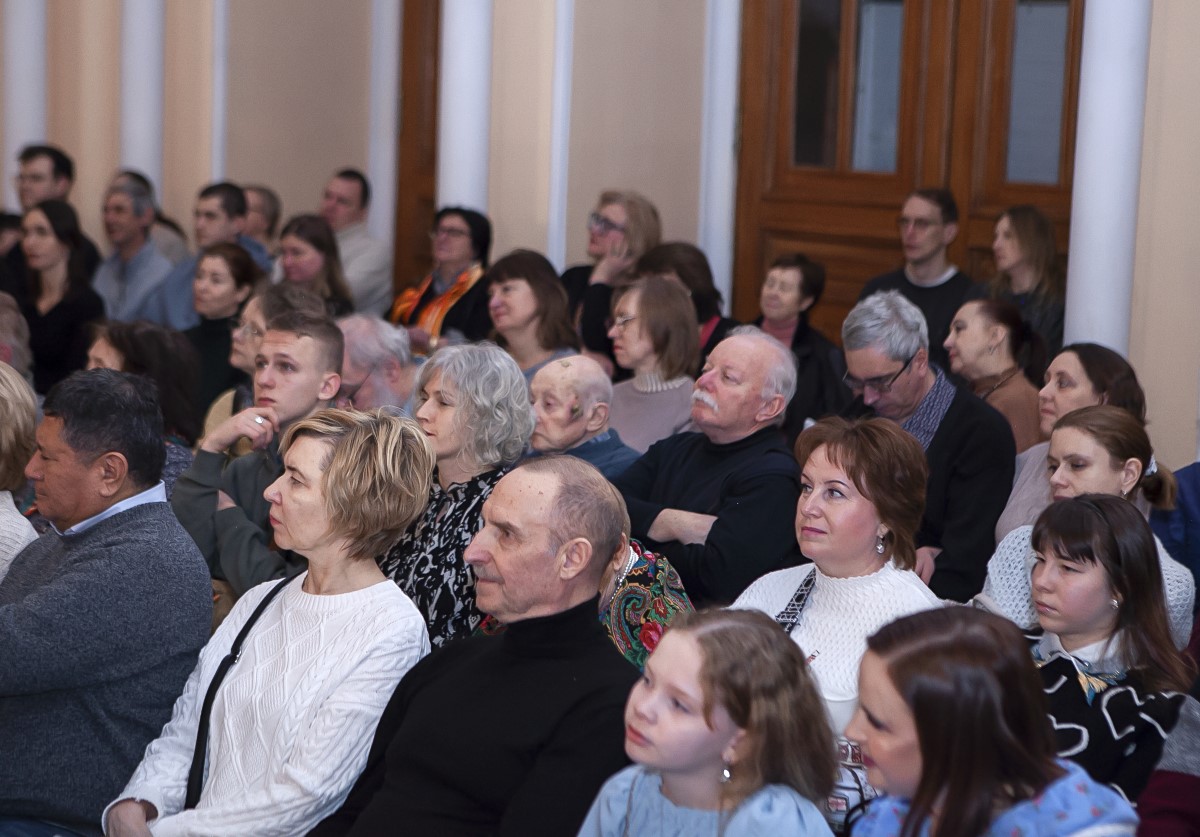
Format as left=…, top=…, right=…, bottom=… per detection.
left=0, top=502, right=211, bottom=835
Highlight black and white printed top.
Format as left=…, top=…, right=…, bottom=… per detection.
left=378, top=467, right=507, bottom=648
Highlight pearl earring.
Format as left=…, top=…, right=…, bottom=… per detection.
left=720, top=761, right=732, bottom=784
left=876, top=533, right=886, bottom=554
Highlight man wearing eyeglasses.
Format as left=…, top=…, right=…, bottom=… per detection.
left=858, top=188, right=984, bottom=375
left=335, top=314, right=420, bottom=413
left=842, top=291, right=1014, bottom=602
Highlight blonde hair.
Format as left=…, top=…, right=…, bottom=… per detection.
left=670, top=608, right=836, bottom=808
left=280, top=408, right=435, bottom=559
left=0, top=362, right=36, bottom=492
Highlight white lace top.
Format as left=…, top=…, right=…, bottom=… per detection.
left=734, top=562, right=943, bottom=733
left=976, top=525, right=1196, bottom=649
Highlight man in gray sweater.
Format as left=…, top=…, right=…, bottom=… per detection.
left=0, top=370, right=212, bottom=837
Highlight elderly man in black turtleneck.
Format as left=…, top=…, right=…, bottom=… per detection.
left=310, top=455, right=637, bottom=837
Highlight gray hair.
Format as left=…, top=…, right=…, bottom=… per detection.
left=842, top=290, right=929, bottom=361
left=338, top=314, right=413, bottom=369
left=418, top=342, right=534, bottom=469
left=728, top=325, right=797, bottom=421
left=105, top=178, right=155, bottom=221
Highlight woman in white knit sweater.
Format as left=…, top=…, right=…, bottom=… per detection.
left=104, top=409, right=436, bottom=836
left=734, top=418, right=942, bottom=735
left=0, top=362, right=37, bottom=583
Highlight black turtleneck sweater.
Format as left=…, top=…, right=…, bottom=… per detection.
left=186, top=314, right=248, bottom=420
left=309, top=596, right=637, bottom=837
left=613, top=427, right=804, bottom=606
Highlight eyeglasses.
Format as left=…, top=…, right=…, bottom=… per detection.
left=606, top=314, right=638, bottom=333
left=232, top=319, right=263, bottom=340
left=896, top=216, right=941, bottom=233
left=587, top=212, right=626, bottom=236
left=336, top=363, right=379, bottom=408
left=430, top=226, right=471, bottom=240
left=843, top=354, right=916, bottom=394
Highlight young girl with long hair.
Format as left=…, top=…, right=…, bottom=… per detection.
left=848, top=607, right=1136, bottom=836
left=579, top=608, right=836, bottom=835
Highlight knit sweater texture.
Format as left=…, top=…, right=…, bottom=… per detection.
left=111, top=573, right=429, bottom=836
left=0, top=502, right=211, bottom=835
left=0, top=490, right=36, bottom=584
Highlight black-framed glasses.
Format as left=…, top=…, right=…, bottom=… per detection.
left=587, top=211, right=626, bottom=236
left=843, top=354, right=916, bottom=394
left=336, top=363, right=379, bottom=408
left=429, top=226, right=470, bottom=240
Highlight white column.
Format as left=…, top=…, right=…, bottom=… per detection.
left=544, top=0, right=575, bottom=271
left=3, top=0, right=48, bottom=211
left=1063, top=0, right=1153, bottom=354
left=120, top=0, right=165, bottom=188
left=367, top=0, right=401, bottom=246
left=210, top=0, right=230, bottom=181
left=696, top=0, right=742, bottom=315
left=436, top=0, right=493, bottom=211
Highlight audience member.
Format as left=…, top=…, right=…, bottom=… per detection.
left=858, top=188, right=983, bottom=373
left=144, top=181, right=272, bottom=330
left=754, top=253, right=851, bottom=444
left=311, top=456, right=639, bottom=835
left=593, top=537, right=692, bottom=670
left=173, top=311, right=342, bottom=596
left=735, top=418, right=942, bottom=734
left=1029, top=496, right=1195, bottom=802
left=14, top=200, right=105, bottom=394
left=335, top=314, right=419, bottom=412
left=389, top=206, right=493, bottom=351
left=0, top=291, right=33, bottom=387
left=529, top=354, right=639, bottom=478
left=378, top=343, right=533, bottom=647
left=614, top=327, right=802, bottom=606
left=4, top=145, right=101, bottom=286
left=943, top=297, right=1046, bottom=452
left=112, top=170, right=190, bottom=265
left=319, top=168, right=393, bottom=315
left=847, top=607, right=1137, bottom=836
left=0, top=362, right=37, bottom=583
left=567, top=190, right=661, bottom=369
left=1151, top=458, right=1200, bottom=594
left=186, top=242, right=262, bottom=419
left=1135, top=697, right=1200, bottom=833
left=979, top=406, right=1194, bottom=648
left=92, top=178, right=173, bottom=321
left=580, top=609, right=835, bottom=836
left=486, top=248, right=579, bottom=381
left=991, top=204, right=1066, bottom=357
left=638, top=242, right=740, bottom=365
left=86, top=320, right=201, bottom=498
left=996, top=342, right=1147, bottom=541
left=279, top=213, right=355, bottom=317
left=243, top=183, right=282, bottom=253
left=0, top=213, right=21, bottom=258
left=0, top=370, right=211, bottom=835
left=104, top=409, right=433, bottom=836
left=606, top=275, right=698, bottom=453
left=842, top=290, right=1013, bottom=601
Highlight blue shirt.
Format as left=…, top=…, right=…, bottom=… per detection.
left=53, top=482, right=168, bottom=536
left=92, top=239, right=174, bottom=322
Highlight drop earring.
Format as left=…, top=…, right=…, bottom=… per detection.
left=720, top=760, right=732, bottom=784
left=876, top=533, right=886, bottom=554
left=1110, top=598, right=1120, bottom=611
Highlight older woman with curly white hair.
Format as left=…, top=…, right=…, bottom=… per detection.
left=378, top=342, right=535, bottom=647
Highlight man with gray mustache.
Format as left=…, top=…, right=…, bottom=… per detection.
left=613, top=326, right=804, bottom=605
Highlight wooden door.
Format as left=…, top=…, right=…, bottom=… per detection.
left=733, top=0, right=1083, bottom=339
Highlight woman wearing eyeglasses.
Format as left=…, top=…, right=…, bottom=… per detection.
left=389, top=207, right=493, bottom=353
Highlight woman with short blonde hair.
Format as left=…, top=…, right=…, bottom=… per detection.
left=0, top=362, right=37, bottom=582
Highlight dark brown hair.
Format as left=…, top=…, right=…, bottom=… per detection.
left=611, top=275, right=698, bottom=379
left=1054, top=406, right=1176, bottom=509
left=637, top=242, right=723, bottom=322
left=991, top=205, right=1065, bottom=304
left=670, top=608, right=836, bottom=808
left=968, top=298, right=1047, bottom=383
left=770, top=252, right=826, bottom=306
left=279, top=214, right=354, bottom=312
left=1059, top=343, right=1146, bottom=426
left=199, top=242, right=265, bottom=292
left=794, top=417, right=927, bottom=570
left=485, top=249, right=579, bottom=354
left=866, top=607, right=1063, bottom=837
left=1032, top=495, right=1195, bottom=692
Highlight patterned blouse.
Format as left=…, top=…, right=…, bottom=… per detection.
left=378, top=466, right=507, bottom=648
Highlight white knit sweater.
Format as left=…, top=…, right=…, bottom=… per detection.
left=977, top=524, right=1195, bottom=650
left=107, top=573, right=430, bottom=836
left=0, top=490, right=36, bottom=585
left=734, top=562, right=943, bottom=733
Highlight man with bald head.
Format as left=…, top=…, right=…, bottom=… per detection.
left=528, top=355, right=638, bottom=478
left=613, top=326, right=803, bottom=605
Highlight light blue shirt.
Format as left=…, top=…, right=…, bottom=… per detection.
left=92, top=239, right=174, bottom=322
left=54, top=482, right=168, bottom=537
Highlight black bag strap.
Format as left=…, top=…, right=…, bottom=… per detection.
left=184, top=574, right=298, bottom=809
left=773, top=568, right=817, bottom=634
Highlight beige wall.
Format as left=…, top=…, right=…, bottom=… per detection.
left=1131, top=0, right=1200, bottom=467
left=161, top=0, right=215, bottom=234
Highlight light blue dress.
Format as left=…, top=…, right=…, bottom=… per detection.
left=578, top=765, right=833, bottom=836
left=851, top=760, right=1137, bottom=836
